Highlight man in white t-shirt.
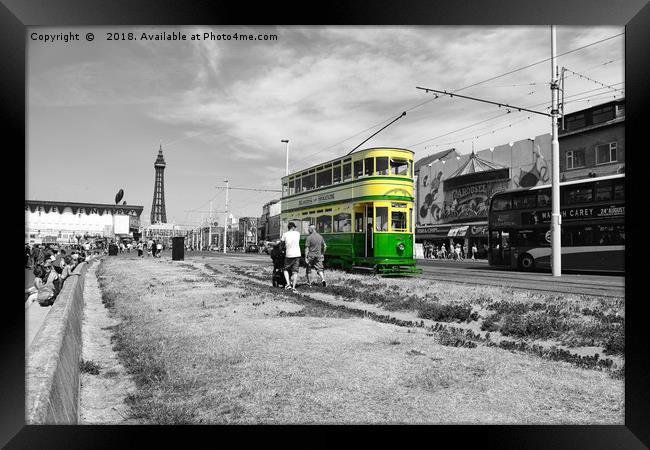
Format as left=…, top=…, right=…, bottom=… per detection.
left=281, top=222, right=301, bottom=292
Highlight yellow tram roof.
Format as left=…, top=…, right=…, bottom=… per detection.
left=282, top=147, right=414, bottom=182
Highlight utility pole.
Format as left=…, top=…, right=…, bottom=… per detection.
left=208, top=201, right=212, bottom=251
left=223, top=179, right=229, bottom=253
left=550, top=25, right=562, bottom=276
left=281, top=140, right=289, bottom=175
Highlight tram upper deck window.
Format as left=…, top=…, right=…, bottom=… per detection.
left=295, top=177, right=302, bottom=193
left=343, top=162, right=352, bottom=182
left=614, top=179, right=624, bottom=200
left=302, top=173, right=315, bottom=191
left=491, top=196, right=511, bottom=211
left=376, top=157, right=388, bottom=175
left=317, top=169, right=332, bottom=188
left=333, top=213, right=351, bottom=232
left=565, top=185, right=593, bottom=204
left=391, top=211, right=407, bottom=231
left=282, top=182, right=288, bottom=197
left=364, top=158, right=374, bottom=176
left=375, top=207, right=389, bottom=231
left=537, top=190, right=551, bottom=207
left=333, top=164, right=341, bottom=183
left=595, top=180, right=613, bottom=201
left=288, top=179, right=295, bottom=195
left=354, top=160, right=363, bottom=179
left=512, top=193, right=536, bottom=209
left=390, top=158, right=408, bottom=176
left=317, top=215, right=332, bottom=233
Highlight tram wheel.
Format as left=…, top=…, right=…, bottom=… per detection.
left=518, top=253, right=535, bottom=271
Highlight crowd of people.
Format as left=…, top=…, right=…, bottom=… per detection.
left=25, top=243, right=99, bottom=307
left=421, top=241, right=480, bottom=260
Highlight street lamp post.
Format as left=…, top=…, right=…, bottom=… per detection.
left=223, top=179, right=229, bottom=254
left=281, top=139, right=290, bottom=175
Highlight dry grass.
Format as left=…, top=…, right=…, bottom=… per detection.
left=95, top=255, right=624, bottom=424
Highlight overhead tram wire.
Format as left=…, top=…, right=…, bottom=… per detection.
left=289, top=32, right=623, bottom=170
left=413, top=82, right=624, bottom=150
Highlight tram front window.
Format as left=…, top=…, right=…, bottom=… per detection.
left=376, top=157, right=388, bottom=175
left=391, top=211, right=407, bottom=231
left=375, top=207, right=389, bottom=231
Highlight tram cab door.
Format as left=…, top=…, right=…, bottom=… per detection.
left=365, top=205, right=374, bottom=258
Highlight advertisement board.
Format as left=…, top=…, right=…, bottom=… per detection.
left=113, top=214, right=130, bottom=235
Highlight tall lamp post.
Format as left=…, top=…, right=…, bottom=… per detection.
left=550, top=25, right=562, bottom=276
left=223, top=179, right=229, bottom=254
left=281, top=139, right=290, bottom=175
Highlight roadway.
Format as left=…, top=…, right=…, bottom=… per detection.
left=183, top=251, right=625, bottom=299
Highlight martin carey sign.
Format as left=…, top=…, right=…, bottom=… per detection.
left=534, top=205, right=625, bottom=223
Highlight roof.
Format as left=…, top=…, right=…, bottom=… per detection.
left=413, top=148, right=456, bottom=173
left=25, top=200, right=143, bottom=215
left=449, top=151, right=507, bottom=178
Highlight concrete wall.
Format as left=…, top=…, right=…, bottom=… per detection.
left=25, top=261, right=89, bottom=424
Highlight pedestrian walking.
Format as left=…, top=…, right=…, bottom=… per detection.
left=156, top=241, right=163, bottom=257
left=305, top=224, right=327, bottom=287
left=137, top=241, right=144, bottom=257
left=471, top=243, right=477, bottom=260
left=151, top=240, right=157, bottom=258
left=281, top=222, right=301, bottom=292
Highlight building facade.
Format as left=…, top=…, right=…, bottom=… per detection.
left=238, top=217, right=258, bottom=247
left=258, top=199, right=281, bottom=242
left=559, top=99, right=624, bottom=181
left=25, top=200, right=143, bottom=244
left=415, top=134, right=553, bottom=257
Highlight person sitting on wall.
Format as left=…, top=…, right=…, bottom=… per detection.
left=31, top=264, right=61, bottom=307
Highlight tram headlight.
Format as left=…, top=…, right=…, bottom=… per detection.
left=397, top=242, right=405, bottom=252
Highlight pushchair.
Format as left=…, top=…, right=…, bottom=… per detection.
left=270, top=241, right=291, bottom=287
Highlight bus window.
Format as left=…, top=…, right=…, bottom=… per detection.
left=317, top=168, right=332, bottom=188
left=288, top=179, right=295, bottom=195
left=390, top=158, right=408, bottom=175
left=333, top=164, right=341, bottom=183
left=391, top=211, right=407, bottom=231
left=614, top=180, right=624, bottom=200
left=317, top=215, right=332, bottom=233
left=354, top=160, right=364, bottom=179
left=302, top=173, right=315, bottom=191
left=376, top=157, right=388, bottom=175
left=375, top=207, right=389, bottom=231
left=355, top=212, right=364, bottom=232
left=333, top=213, right=351, bottom=232
left=537, top=190, right=551, bottom=207
left=595, top=180, right=613, bottom=201
left=343, top=163, right=352, bottom=182
left=364, top=157, right=374, bottom=176
left=565, top=185, right=593, bottom=204
left=513, top=193, right=536, bottom=209
left=492, top=196, right=511, bottom=211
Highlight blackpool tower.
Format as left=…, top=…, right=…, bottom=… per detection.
left=150, top=144, right=167, bottom=224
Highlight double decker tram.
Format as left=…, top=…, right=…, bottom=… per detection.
left=280, top=147, right=421, bottom=276
left=487, top=173, right=624, bottom=272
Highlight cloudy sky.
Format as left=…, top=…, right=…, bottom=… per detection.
left=26, top=26, right=623, bottom=225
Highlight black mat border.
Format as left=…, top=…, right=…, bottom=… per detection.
left=4, top=0, right=649, bottom=448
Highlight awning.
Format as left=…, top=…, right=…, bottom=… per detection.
left=447, top=226, right=469, bottom=237
left=416, top=225, right=451, bottom=239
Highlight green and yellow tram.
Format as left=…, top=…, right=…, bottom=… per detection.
left=280, top=147, right=421, bottom=276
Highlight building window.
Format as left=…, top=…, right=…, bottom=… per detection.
left=595, top=180, right=613, bottom=202
left=565, top=113, right=585, bottom=130
left=596, top=142, right=617, bottom=164
left=566, top=149, right=585, bottom=169
left=565, top=185, right=593, bottom=204
left=592, top=105, right=615, bottom=124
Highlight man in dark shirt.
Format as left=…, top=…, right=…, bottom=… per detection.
left=304, top=224, right=327, bottom=287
